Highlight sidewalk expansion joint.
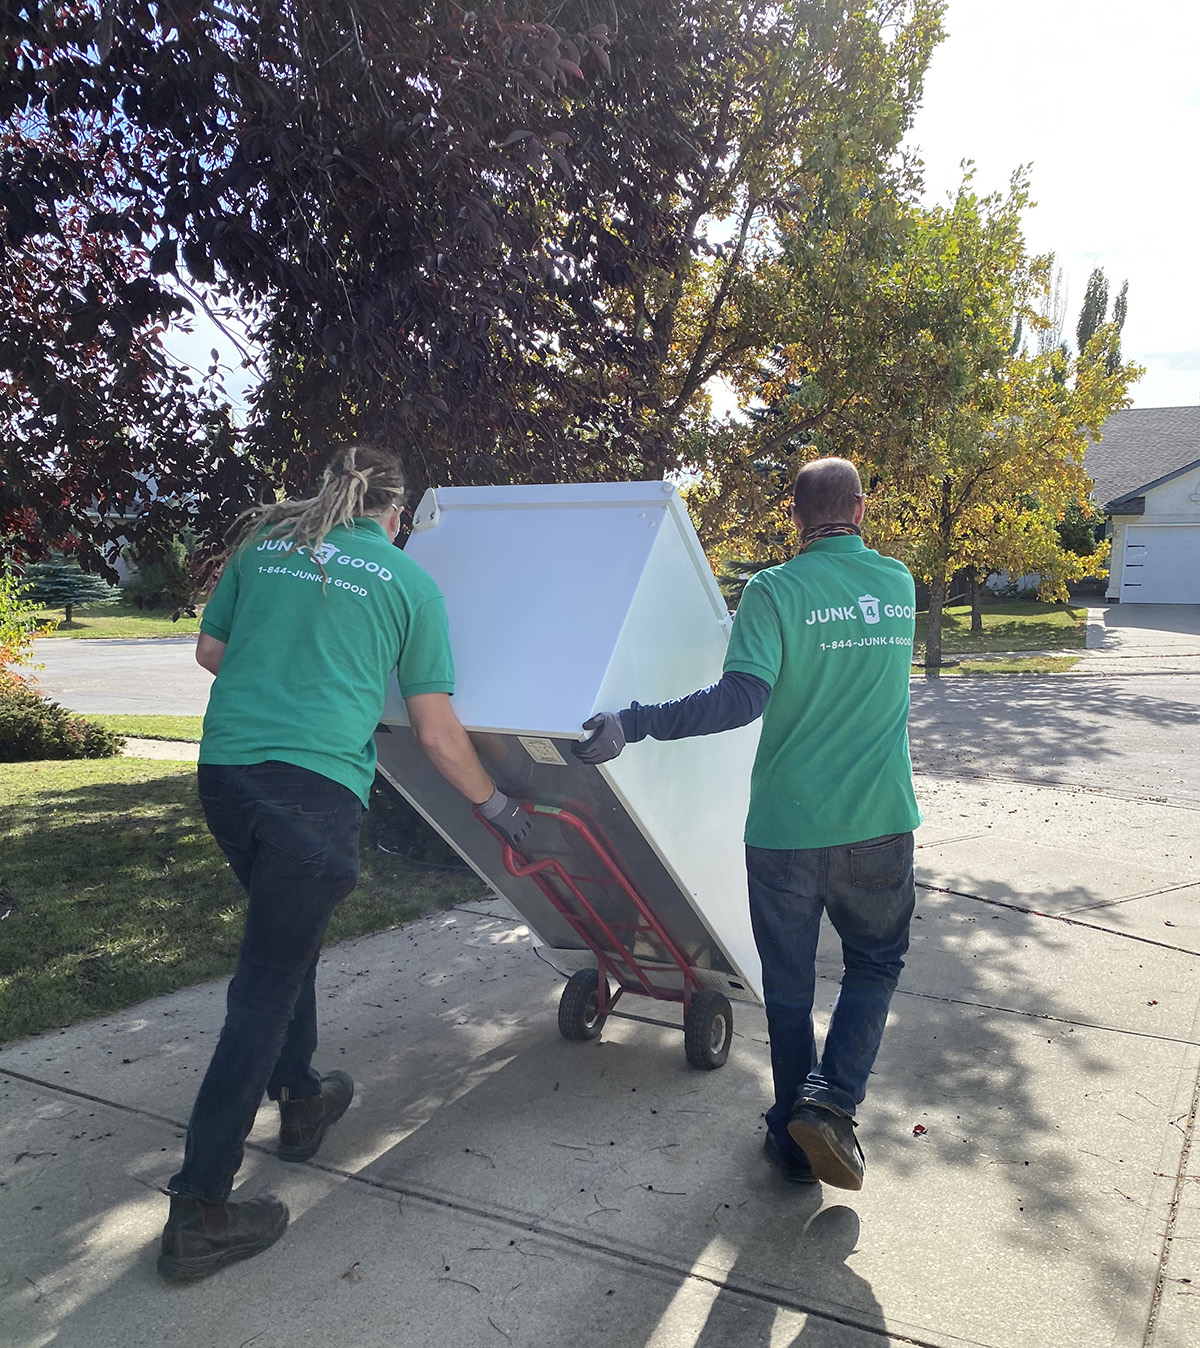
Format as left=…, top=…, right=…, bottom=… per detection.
left=0, top=1065, right=188, bottom=1130
left=913, top=768, right=1200, bottom=813
left=299, top=1167, right=970, bottom=1348
left=1060, top=881, right=1200, bottom=917
left=1143, top=1057, right=1200, bottom=1346
left=0, top=1061, right=972, bottom=1348
left=887, top=984, right=1200, bottom=1049
left=917, top=881, right=1200, bottom=958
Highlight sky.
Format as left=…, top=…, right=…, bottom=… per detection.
left=167, top=0, right=1200, bottom=416
left=906, top=0, right=1200, bottom=409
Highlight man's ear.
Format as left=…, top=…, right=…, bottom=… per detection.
left=853, top=496, right=867, bottom=526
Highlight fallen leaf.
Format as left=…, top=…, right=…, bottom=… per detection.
left=912, top=1124, right=927, bottom=1136
left=342, top=1262, right=361, bottom=1283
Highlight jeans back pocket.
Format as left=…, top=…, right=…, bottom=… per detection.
left=849, top=834, right=911, bottom=891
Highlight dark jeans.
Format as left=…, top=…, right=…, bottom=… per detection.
left=746, top=832, right=915, bottom=1142
left=169, top=761, right=363, bottom=1202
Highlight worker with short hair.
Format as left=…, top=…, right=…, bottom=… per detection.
left=159, top=446, right=530, bottom=1280
left=575, top=457, right=920, bottom=1190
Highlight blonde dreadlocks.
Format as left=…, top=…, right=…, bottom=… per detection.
left=222, top=446, right=407, bottom=563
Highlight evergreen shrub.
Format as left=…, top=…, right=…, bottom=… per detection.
left=20, top=558, right=119, bottom=623
left=0, top=675, right=125, bottom=761
left=122, top=536, right=200, bottom=612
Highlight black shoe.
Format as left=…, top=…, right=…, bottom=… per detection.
left=763, top=1130, right=819, bottom=1184
left=277, top=1070, right=354, bottom=1162
left=787, top=1101, right=865, bottom=1191
left=157, top=1193, right=288, bottom=1281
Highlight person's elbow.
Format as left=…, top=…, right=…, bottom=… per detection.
left=413, top=719, right=472, bottom=773
left=406, top=693, right=462, bottom=758
left=195, top=633, right=226, bottom=675
left=411, top=719, right=452, bottom=758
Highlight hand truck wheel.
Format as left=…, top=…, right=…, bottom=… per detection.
left=684, top=991, right=733, bottom=1069
left=558, top=969, right=609, bottom=1041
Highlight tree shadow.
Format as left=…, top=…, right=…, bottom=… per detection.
left=10, top=863, right=1183, bottom=1348
left=1100, top=605, right=1200, bottom=639
left=909, top=675, right=1200, bottom=798
left=3, top=761, right=1193, bottom=1348
left=0, top=772, right=475, bottom=1043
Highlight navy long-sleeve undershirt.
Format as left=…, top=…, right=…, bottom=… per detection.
left=618, top=670, right=772, bottom=745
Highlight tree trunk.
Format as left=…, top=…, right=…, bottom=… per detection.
left=925, top=571, right=947, bottom=670
left=969, top=567, right=983, bottom=633
left=64, top=602, right=73, bottom=624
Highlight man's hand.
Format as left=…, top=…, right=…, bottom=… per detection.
left=478, top=789, right=533, bottom=848
left=573, top=712, right=625, bottom=765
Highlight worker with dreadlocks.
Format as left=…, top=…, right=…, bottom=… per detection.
left=158, top=446, right=531, bottom=1280
left=574, top=457, right=921, bottom=1191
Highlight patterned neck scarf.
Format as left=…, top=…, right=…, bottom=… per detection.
left=799, top=522, right=862, bottom=552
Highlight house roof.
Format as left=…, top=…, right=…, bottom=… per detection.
left=1086, top=406, right=1200, bottom=510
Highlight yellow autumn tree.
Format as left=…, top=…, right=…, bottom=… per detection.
left=688, top=172, right=1139, bottom=663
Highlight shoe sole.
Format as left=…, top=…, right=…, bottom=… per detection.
left=786, top=1117, right=864, bottom=1191
left=277, top=1083, right=354, bottom=1163
left=157, top=1209, right=289, bottom=1281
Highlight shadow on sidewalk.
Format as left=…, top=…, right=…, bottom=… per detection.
left=3, top=863, right=1186, bottom=1345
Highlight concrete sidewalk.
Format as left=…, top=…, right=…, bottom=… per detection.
left=3, top=772, right=1198, bottom=1348
left=1081, top=605, right=1200, bottom=674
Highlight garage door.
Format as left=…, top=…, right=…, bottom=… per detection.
left=1120, top=525, right=1200, bottom=603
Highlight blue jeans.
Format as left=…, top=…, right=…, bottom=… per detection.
left=169, top=762, right=362, bottom=1202
left=746, top=832, right=915, bottom=1141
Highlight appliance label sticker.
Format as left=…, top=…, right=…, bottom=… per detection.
left=518, top=737, right=568, bottom=767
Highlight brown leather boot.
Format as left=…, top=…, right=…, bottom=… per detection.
left=277, top=1070, right=354, bottom=1162
left=157, top=1193, right=289, bottom=1280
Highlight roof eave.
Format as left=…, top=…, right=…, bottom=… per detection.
left=1101, top=455, right=1200, bottom=512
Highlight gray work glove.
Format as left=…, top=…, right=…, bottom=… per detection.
left=478, top=788, right=533, bottom=848
left=573, top=711, right=625, bottom=765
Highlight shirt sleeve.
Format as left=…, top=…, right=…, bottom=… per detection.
left=396, top=595, right=456, bottom=697
left=199, top=554, right=241, bottom=643
left=618, top=671, right=771, bottom=743
left=722, top=576, right=783, bottom=686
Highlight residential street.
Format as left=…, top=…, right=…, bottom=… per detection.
left=3, top=614, right=1198, bottom=1347
left=909, top=673, right=1200, bottom=802
left=26, top=636, right=214, bottom=717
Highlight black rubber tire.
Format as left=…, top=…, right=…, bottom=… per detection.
left=684, top=992, right=733, bottom=1069
left=558, top=969, right=608, bottom=1041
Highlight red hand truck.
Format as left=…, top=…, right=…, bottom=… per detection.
left=476, top=802, right=734, bottom=1069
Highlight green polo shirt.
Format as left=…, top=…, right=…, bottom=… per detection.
left=723, top=536, right=921, bottom=850
left=198, top=518, right=454, bottom=805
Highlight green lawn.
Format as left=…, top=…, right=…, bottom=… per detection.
left=36, top=598, right=203, bottom=639
left=91, top=715, right=204, bottom=742
left=936, top=655, right=1082, bottom=676
left=914, top=601, right=1086, bottom=658
left=0, top=758, right=482, bottom=1043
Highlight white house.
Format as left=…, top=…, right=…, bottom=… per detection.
left=1086, top=407, right=1200, bottom=604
